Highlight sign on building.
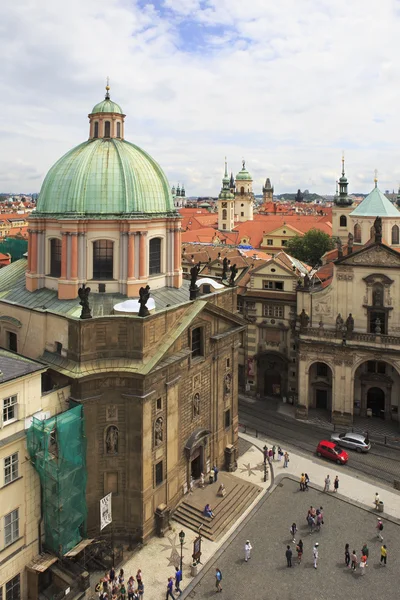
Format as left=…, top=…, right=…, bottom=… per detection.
left=100, top=493, right=112, bottom=531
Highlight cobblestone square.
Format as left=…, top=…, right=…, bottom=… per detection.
left=187, top=477, right=400, bottom=600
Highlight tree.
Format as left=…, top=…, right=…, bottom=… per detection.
left=285, top=229, right=334, bottom=266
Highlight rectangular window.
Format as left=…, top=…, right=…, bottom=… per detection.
left=5, top=574, right=20, bottom=600
left=368, top=310, right=386, bottom=334
left=222, top=224, right=226, bottom=230
left=156, top=397, right=162, bottom=411
left=7, top=332, right=17, bottom=353
left=267, top=239, right=273, bottom=246
left=263, top=281, right=284, bottom=291
left=49, top=238, right=61, bottom=277
left=149, top=238, right=162, bottom=275
left=4, top=453, right=18, bottom=485
left=2, top=396, right=18, bottom=425
left=245, top=302, right=256, bottom=311
left=263, top=305, right=284, bottom=318
left=241, top=212, right=244, bottom=217
left=237, top=298, right=243, bottom=313
left=155, top=461, right=163, bottom=486
left=4, top=509, right=19, bottom=547
left=93, top=240, right=113, bottom=280
left=281, top=240, right=287, bottom=246
left=191, top=327, right=203, bottom=358
left=224, top=409, right=231, bottom=429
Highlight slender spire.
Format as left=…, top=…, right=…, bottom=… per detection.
left=374, top=169, right=378, bottom=188
left=105, top=76, right=110, bottom=100
left=224, top=156, right=228, bottom=178
left=341, top=151, right=345, bottom=177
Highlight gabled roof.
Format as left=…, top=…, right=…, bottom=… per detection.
left=350, top=186, right=400, bottom=217
left=335, top=241, right=400, bottom=268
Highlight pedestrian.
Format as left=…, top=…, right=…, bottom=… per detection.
left=361, top=543, right=369, bottom=565
left=200, top=472, right=205, bottom=488
left=136, top=570, right=142, bottom=587
left=174, top=566, right=182, bottom=595
left=166, top=577, right=175, bottom=600
left=286, top=545, right=293, bottom=567
left=268, top=448, right=273, bottom=463
left=120, top=583, right=127, bottom=599
left=290, top=523, right=297, bottom=543
left=127, top=577, right=135, bottom=600
left=334, top=475, right=339, bottom=493
left=323, top=475, right=331, bottom=492
left=304, top=473, right=310, bottom=491
left=345, top=543, right=350, bottom=568
left=376, top=518, right=384, bottom=541
left=307, top=513, right=315, bottom=535
left=351, top=550, right=357, bottom=571
left=380, top=544, right=387, bottom=566
left=137, top=581, right=144, bottom=600
left=360, top=554, right=367, bottom=576
left=316, top=511, right=323, bottom=532
left=109, top=567, right=115, bottom=585
left=118, top=569, right=125, bottom=585
left=215, top=568, right=222, bottom=593
left=296, top=539, right=303, bottom=564
left=283, top=451, right=289, bottom=468
left=213, top=465, right=219, bottom=482
left=272, top=445, right=276, bottom=460
left=300, top=473, right=305, bottom=491
left=209, top=468, right=215, bottom=485
left=278, top=446, right=283, bottom=462
left=263, top=445, right=268, bottom=464
left=244, top=540, right=252, bottom=562
left=374, top=492, right=380, bottom=509
left=313, top=543, right=319, bottom=569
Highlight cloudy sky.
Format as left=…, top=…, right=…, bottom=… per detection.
left=2, top=0, right=400, bottom=196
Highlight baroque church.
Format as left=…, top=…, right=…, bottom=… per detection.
left=0, top=85, right=245, bottom=543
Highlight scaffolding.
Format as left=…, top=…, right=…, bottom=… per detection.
left=27, top=405, right=87, bottom=556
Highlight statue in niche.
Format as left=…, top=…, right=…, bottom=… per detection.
left=374, top=317, right=382, bottom=335
left=138, top=285, right=151, bottom=317
left=193, top=393, right=200, bottom=417
left=154, top=416, right=164, bottom=446
left=298, top=309, right=309, bottom=329
left=105, top=425, right=119, bottom=454
left=222, top=257, right=229, bottom=281
left=225, top=373, right=232, bottom=395
left=78, top=284, right=92, bottom=319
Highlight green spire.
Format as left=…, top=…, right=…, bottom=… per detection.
left=334, top=153, right=352, bottom=206
left=219, top=158, right=234, bottom=200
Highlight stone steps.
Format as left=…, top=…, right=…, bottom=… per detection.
left=172, top=480, right=261, bottom=541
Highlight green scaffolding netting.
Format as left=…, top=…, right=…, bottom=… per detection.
left=27, top=404, right=87, bottom=556
left=0, top=237, right=28, bottom=261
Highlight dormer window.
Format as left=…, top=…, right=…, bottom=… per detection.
left=104, top=121, right=111, bottom=137
left=94, top=122, right=99, bottom=138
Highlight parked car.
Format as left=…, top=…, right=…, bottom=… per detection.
left=316, top=440, right=349, bottom=464
left=330, top=432, right=371, bottom=453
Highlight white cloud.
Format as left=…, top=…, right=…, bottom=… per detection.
left=1, top=0, right=400, bottom=195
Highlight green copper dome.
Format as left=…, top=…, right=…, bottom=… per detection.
left=91, top=98, right=123, bottom=115
left=35, top=139, right=176, bottom=216
left=236, top=161, right=252, bottom=181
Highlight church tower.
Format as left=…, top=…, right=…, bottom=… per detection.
left=332, top=155, right=353, bottom=242
left=218, top=160, right=235, bottom=231
left=262, top=177, right=274, bottom=203
left=234, top=160, right=254, bottom=222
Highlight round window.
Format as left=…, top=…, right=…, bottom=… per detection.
left=271, top=268, right=276, bottom=272
left=241, top=203, right=244, bottom=207
left=283, top=230, right=286, bottom=234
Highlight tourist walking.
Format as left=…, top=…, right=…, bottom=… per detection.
left=296, top=540, right=303, bottom=564
left=137, top=581, right=144, bottom=600
left=127, top=577, right=135, bottom=600
left=334, top=475, right=339, bottom=493
left=376, top=518, right=384, bottom=541
left=174, top=566, right=182, bottom=595
left=283, top=451, right=289, bottom=468
left=109, top=567, right=115, bottom=586
left=278, top=446, right=283, bottom=462
left=323, top=475, right=331, bottom=492
left=313, top=543, right=319, bottom=569
left=200, top=472, right=205, bottom=488
left=213, top=465, right=219, bottom=482
left=380, top=545, right=387, bottom=566
left=136, top=570, right=142, bottom=587
left=268, top=448, right=273, bottom=463
left=374, top=492, right=380, bottom=509
left=244, top=540, right=252, bottom=562
left=272, top=445, right=276, bottom=460
left=209, top=468, right=215, bottom=485
left=307, top=513, right=315, bottom=534
left=215, top=569, right=222, bottom=593
left=360, top=554, right=367, bottom=576
left=350, top=550, right=357, bottom=571
left=345, top=543, right=350, bottom=568
left=286, top=545, right=293, bottom=567
left=166, top=577, right=176, bottom=599
left=263, top=445, right=268, bottom=463
left=316, top=511, right=323, bottom=532
left=304, top=473, right=310, bottom=491
left=290, top=523, right=297, bottom=543
left=300, top=473, right=305, bottom=491
left=361, top=543, right=369, bottom=565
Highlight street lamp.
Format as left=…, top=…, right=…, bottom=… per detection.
left=179, top=530, right=185, bottom=575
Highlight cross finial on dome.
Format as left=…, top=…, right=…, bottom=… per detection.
left=242, top=159, right=246, bottom=170
left=105, top=76, right=110, bottom=100
left=374, top=168, right=378, bottom=188
left=342, top=151, right=345, bottom=176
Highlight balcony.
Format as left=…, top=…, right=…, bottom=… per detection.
left=300, top=327, right=400, bottom=348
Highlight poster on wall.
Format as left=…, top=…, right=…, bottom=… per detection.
left=100, top=493, right=112, bottom=531
left=247, top=358, right=255, bottom=377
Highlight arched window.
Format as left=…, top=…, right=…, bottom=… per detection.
left=49, top=238, right=61, bottom=277
left=94, top=122, right=99, bottom=138
left=104, top=121, right=111, bottom=137
left=372, top=283, right=384, bottom=306
left=392, top=224, right=399, bottom=244
left=149, top=237, right=162, bottom=275
left=240, top=187, right=245, bottom=195
left=222, top=209, right=227, bottom=220
left=116, top=122, right=121, bottom=138
left=339, top=215, right=347, bottom=227
left=354, top=223, right=361, bottom=243
left=93, top=240, right=114, bottom=279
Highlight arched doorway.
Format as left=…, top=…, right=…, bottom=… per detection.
left=367, top=387, right=385, bottom=418
left=308, top=362, right=333, bottom=411
left=257, top=353, right=288, bottom=398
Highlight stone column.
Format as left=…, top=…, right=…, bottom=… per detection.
left=174, top=227, right=180, bottom=271
left=61, top=233, right=68, bottom=279
left=127, top=233, right=136, bottom=279
left=78, top=233, right=86, bottom=280
left=139, top=231, right=147, bottom=279
left=71, top=233, right=78, bottom=279
left=27, top=229, right=33, bottom=271
left=30, top=230, right=38, bottom=273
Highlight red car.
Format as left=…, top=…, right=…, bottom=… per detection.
left=316, top=440, right=349, bottom=465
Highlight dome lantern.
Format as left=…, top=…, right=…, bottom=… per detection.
left=88, top=80, right=125, bottom=140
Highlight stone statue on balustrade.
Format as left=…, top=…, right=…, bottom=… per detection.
left=222, top=257, right=229, bottom=281
left=78, top=284, right=92, bottom=319
left=138, top=285, right=151, bottom=317
left=335, top=313, right=344, bottom=332
left=345, top=313, right=354, bottom=335
left=298, top=309, right=310, bottom=330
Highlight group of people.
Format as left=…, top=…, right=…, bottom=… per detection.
left=263, top=444, right=289, bottom=468
left=96, top=568, right=144, bottom=600
left=165, top=567, right=183, bottom=599
left=322, top=474, right=339, bottom=493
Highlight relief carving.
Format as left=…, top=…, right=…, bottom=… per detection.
left=314, top=300, right=332, bottom=316
left=348, top=246, right=400, bottom=266
left=106, top=405, right=118, bottom=422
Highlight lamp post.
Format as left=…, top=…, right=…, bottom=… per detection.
left=179, top=530, right=185, bottom=575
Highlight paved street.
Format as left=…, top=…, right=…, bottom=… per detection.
left=186, top=478, right=400, bottom=600
left=239, top=396, right=400, bottom=485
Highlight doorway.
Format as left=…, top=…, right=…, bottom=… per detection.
left=367, top=387, right=385, bottom=418
left=191, top=447, right=203, bottom=479
left=316, top=389, right=328, bottom=409
left=264, top=372, right=281, bottom=396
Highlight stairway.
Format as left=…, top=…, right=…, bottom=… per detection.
left=172, top=473, right=262, bottom=541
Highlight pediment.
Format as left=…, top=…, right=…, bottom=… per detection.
left=336, top=243, right=400, bottom=268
